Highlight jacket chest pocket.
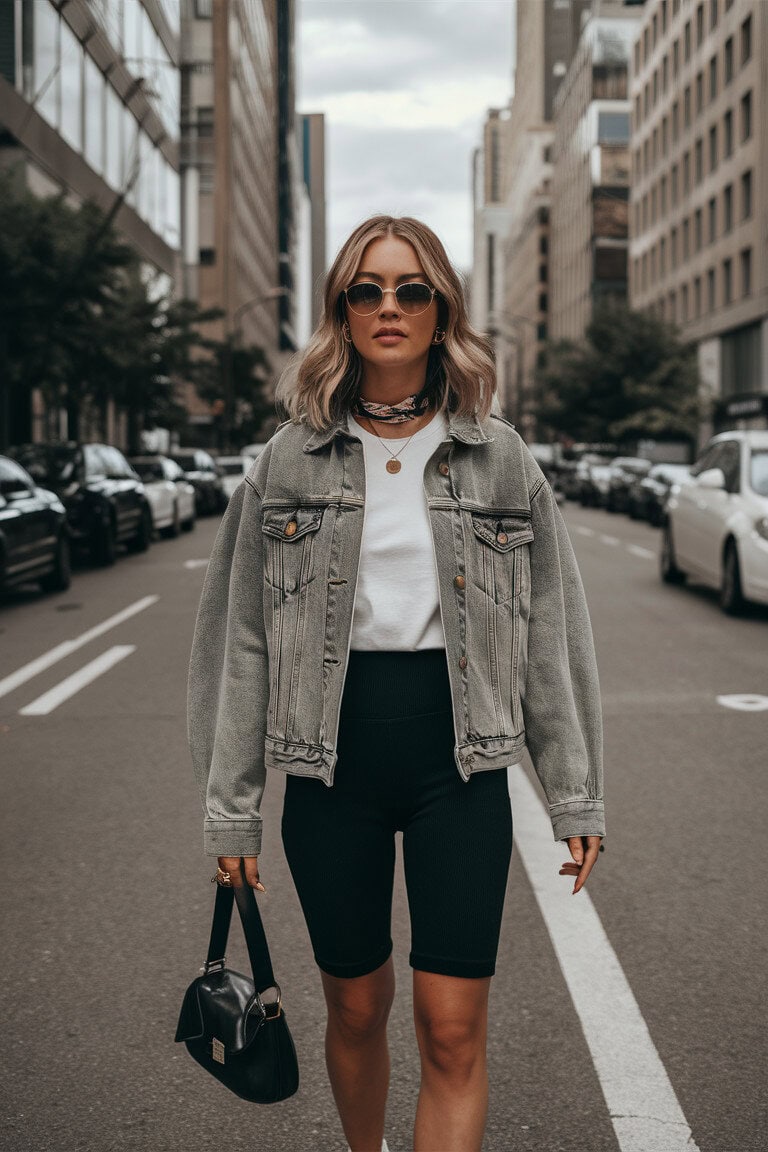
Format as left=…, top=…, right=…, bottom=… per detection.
left=470, top=513, right=534, bottom=604
left=262, top=507, right=324, bottom=595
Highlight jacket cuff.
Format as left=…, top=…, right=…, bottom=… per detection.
left=203, top=818, right=263, bottom=858
left=549, top=800, right=605, bottom=842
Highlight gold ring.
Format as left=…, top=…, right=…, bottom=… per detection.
left=212, top=868, right=232, bottom=886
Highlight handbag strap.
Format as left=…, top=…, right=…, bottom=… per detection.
left=205, top=883, right=276, bottom=994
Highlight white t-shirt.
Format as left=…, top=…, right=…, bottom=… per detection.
left=346, top=409, right=449, bottom=651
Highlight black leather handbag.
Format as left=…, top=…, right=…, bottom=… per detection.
left=175, top=880, right=299, bottom=1103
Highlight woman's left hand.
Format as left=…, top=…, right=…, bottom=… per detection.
left=559, top=835, right=603, bottom=894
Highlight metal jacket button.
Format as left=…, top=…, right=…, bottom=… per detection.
left=284, top=520, right=298, bottom=537
left=496, top=531, right=508, bottom=545
left=454, top=575, right=465, bottom=589
left=458, top=655, right=468, bottom=670
left=438, top=461, right=450, bottom=476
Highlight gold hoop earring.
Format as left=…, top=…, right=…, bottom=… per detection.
left=432, top=328, right=446, bottom=345
left=342, top=321, right=352, bottom=343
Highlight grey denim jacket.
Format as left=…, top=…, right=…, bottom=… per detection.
left=187, top=410, right=604, bottom=858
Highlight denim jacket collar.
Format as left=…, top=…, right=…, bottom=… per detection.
left=301, top=409, right=495, bottom=454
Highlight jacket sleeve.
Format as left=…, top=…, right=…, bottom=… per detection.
left=520, top=479, right=605, bottom=841
left=187, top=477, right=269, bottom=857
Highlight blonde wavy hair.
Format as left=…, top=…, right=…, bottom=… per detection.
left=278, top=215, right=496, bottom=430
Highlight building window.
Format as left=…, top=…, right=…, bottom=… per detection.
left=597, top=111, right=630, bottom=143
left=539, top=292, right=547, bottom=313
left=661, top=174, right=668, bottom=213
left=684, top=20, right=691, bottom=62
left=662, top=0, right=668, bottom=32
left=723, top=183, right=733, bottom=232
left=709, top=55, right=718, bottom=101
left=741, top=14, right=752, bottom=65
left=197, top=107, right=214, bottom=137
left=199, top=247, right=215, bottom=265
left=723, top=109, right=733, bottom=157
left=683, top=217, right=690, bottom=258
left=707, top=268, right=716, bottom=310
left=671, top=163, right=678, bottom=205
left=740, top=90, right=752, bottom=141
left=681, top=283, right=689, bottom=321
left=59, top=19, right=83, bottom=153
left=694, top=276, right=702, bottom=316
left=84, top=54, right=105, bottom=176
left=653, top=70, right=659, bottom=106
left=673, top=38, right=680, bottom=76
left=696, top=3, right=705, bottom=47
left=695, top=138, right=703, bottom=183
left=723, top=258, right=732, bottom=305
left=683, top=150, right=690, bottom=192
left=708, top=197, right=717, bottom=243
left=662, top=116, right=668, bottom=155
left=724, top=37, right=734, bottom=84
left=32, top=0, right=60, bottom=128
left=710, top=0, right=718, bottom=29
left=660, top=236, right=667, bottom=276
left=652, top=185, right=658, bottom=223
left=672, top=99, right=679, bottom=141
left=684, top=85, right=691, bottom=127
left=695, top=72, right=704, bottom=115
left=694, top=208, right=703, bottom=251
left=741, top=169, right=752, bottom=219
left=740, top=248, right=752, bottom=296
left=671, top=225, right=678, bottom=263
left=663, top=55, right=669, bottom=94
left=195, top=0, right=214, bottom=15
left=539, top=236, right=548, bottom=256
left=536, top=322, right=547, bottom=342
left=709, top=123, right=718, bottom=171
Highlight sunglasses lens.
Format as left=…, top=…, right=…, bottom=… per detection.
left=396, top=284, right=434, bottom=314
left=346, top=284, right=382, bottom=314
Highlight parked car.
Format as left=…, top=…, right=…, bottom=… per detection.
left=0, top=455, right=71, bottom=594
left=216, top=455, right=250, bottom=501
left=605, top=456, right=652, bottom=513
left=129, top=456, right=196, bottom=536
left=10, top=443, right=153, bottom=566
left=628, top=463, right=692, bottom=525
left=240, top=443, right=268, bottom=464
left=575, top=454, right=613, bottom=505
left=661, top=430, right=768, bottom=613
left=169, top=449, right=227, bottom=515
left=580, top=462, right=614, bottom=508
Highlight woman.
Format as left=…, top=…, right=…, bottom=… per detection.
left=187, top=216, right=604, bottom=1152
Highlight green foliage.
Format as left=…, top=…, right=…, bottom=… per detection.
left=0, top=172, right=271, bottom=449
left=533, top=299, right=702, bottom=445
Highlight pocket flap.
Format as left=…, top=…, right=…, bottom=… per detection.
left=262, top=507, right=323, bottom=542
left=471, top=514, right=534, bottom=553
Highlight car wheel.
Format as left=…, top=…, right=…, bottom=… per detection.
left=720, top=541, right=746, bottom=615
left=40, top=532, right=72, bottom=593
left=162, top=501, right=181, bottom=539
left=182, top=509, right=196, bottom=532
left=660, top=523, right=686, bottom=584
left=91, top=512, right=117, bottom=567
left=128, top=506, right=153, bottom=553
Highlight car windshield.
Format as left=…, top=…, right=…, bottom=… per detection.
left=133, top=462, right=165, bottom=481
left=218, top=460, right=245, bottom=475
left=170, top=454, right=195, bottom=470
left=750, top=450, right=768, bottom=496
left=11, top=444, right=78, bottom=484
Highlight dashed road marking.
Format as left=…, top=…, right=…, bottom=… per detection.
left=575, top=525, right=596, bottom=537
left=627, top=544, right=656, bottom=560
left=599, top=533, right=620, bottom=546
left=0, top=596, right=158, bottom=701
left=184, top=559, right=210, bottom=569
left=19, top=646, right=136, bottom=716
left=508, top=765, right=701, bottom=1152
left=717, top=693, right=768, bottom=712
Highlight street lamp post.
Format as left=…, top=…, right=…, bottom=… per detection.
left=220, top=287, right=288, bottom=452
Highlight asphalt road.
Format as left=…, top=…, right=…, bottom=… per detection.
left=0, top=501, right=765, bottom=1152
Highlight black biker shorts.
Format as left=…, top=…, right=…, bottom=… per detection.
left=281, top=649, right=513, bottom=980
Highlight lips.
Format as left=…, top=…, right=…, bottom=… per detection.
left=374, top=327, right=406, bottom=338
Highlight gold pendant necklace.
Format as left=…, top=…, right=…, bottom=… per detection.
left=362, top=415, right=421, bottom=474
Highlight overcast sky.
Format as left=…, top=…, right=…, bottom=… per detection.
left=297, top=0, right=515, bottom=272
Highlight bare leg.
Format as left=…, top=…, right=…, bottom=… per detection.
left=321, top=958, right=395, bottom=1152
left=412, top=971, right=491, bottom=1152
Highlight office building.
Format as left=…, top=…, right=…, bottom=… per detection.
left=630, top=0, right=768, bottom=434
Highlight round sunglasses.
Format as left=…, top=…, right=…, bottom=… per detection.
left=343, top=282, right=437, bottom=317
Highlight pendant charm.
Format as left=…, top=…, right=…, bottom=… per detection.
left=385, top=459, right=402, bottom=474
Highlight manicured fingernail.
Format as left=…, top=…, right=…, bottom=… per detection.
left=256, top=883, right=266, bottom=892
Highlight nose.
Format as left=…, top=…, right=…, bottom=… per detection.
left=378, top=288, right=401, bottom=319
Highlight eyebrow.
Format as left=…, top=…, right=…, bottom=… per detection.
left=353, top=272, right=426, bottom=283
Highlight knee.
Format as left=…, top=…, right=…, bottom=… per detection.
left=415, top=1014, right=485, bottom=1082
left=325, top=982, right=394, bottom=1045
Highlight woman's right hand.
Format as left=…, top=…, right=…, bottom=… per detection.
left=217, top=855, right=265, bottom=891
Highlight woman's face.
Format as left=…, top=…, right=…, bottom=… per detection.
left=344, top=235, right=439, bottom=375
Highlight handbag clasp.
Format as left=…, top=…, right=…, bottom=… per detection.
left=200, top=956, right=227, bottom=975
left=257, top=983, right=283, bottom=1019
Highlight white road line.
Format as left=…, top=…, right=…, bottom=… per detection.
left=0, top=596, right=158, bottom=701
left=574, top=525, right=596, bottom=536
left=184, top=558, right=209, bottom=569
left=508, top=766, right=700, bottom=1152
left=19, top=646, right=136, bottom=716
left=627, top=544, right=656, bottom=560
left=599, top=533, right=620, bottom=546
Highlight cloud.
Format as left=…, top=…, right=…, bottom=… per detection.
left=298, top=0, right=513, bottom=268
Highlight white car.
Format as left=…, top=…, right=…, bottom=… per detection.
left=216, top=455, right=251, bottom=501
left=129, top=456, right=196, bottom=537
left=661, top=430, right=768, bottom=613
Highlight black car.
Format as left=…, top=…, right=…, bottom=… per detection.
left=605, top=457, right=652, bottom=513
left=0, top=455, right=71, bottom=594
left=169, top=449, right=227, bottom=515
left=10, top=443, right=153, bottom=566
left=627, top=463, right=692, bottom=525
